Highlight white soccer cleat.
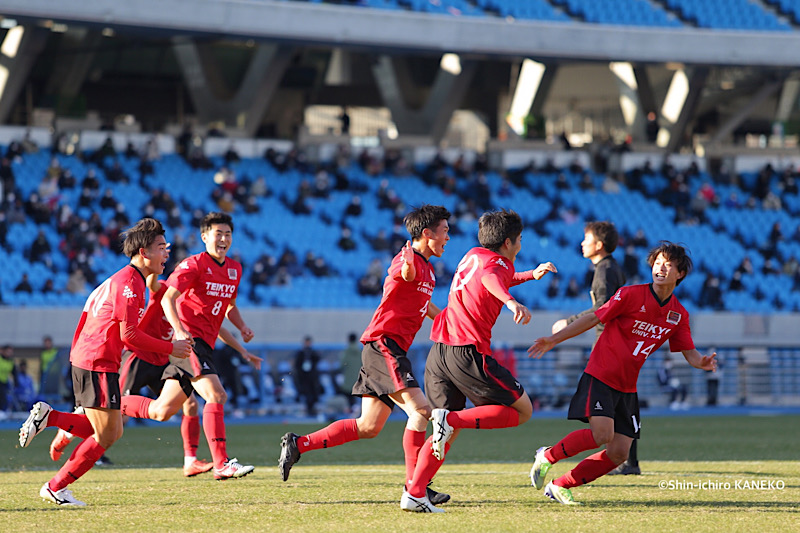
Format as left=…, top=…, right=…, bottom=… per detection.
left=40, top=482, right=86, bottom=507
left=213, top=458, right=255, bottom=480
left=400, top=491, right=445, bottom=513
left=530, top=446, right=553, bottom=490
left=544, top=481, right=579, bottom=505
left=429, top=408, right=453, bottom=460
left=19, top=402, right=53, bottom=448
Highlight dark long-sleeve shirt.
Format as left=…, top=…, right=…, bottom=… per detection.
left=566, top=255, right=626, bottom=345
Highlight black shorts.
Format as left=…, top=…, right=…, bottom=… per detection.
left=120, top=351, right=194, bottom=398
left=567, top=372, right=641, bottom=439
left=424, top=342, right=525, bottom=411
left=351, top=337, right=420, bottom=409
left=172, top=338, right=218, bottom=378
left=72, top=366, right=121, bottom=410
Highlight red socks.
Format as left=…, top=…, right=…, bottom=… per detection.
left=181, top=415, right=200, bottom=457
left=403, top=429, right=426, bottom=485
left=203, top=403, right=227, bottom=469
left=446, top=405, right=519, bottom=430
left=296, top=419, right=359, bottom=453
left=49, top=436, right=106, bottom=492
left=120, top=395, right=153, bottom=419
left=47, top=410, right=93, bottom=439
left=554, top=450, right=618, bottom=489
left=545, top=429, right=599, bottom=464
left=407, top=438, right=450, bottom=498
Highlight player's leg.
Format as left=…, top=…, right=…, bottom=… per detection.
left=552, top=431, right=632, bottom=490
left=20, top=401, right=94, bottom=448
left=181, top=392, right=213, bottom=476
left=192, top=373, right=253, bottom=480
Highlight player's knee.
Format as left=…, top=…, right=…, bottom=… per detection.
left=150, top=404, right=179, bottom=422
left=356, top=419, right=383, bottom=439
left=406, top=409, right=430, bottom=432
left=206, top=390, right=227, bottom=404
left=606, top=448, right=628, bottom=465
left=591, top=428, right=614, bottom=445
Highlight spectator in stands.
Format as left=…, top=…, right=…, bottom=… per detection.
left=58, top=169, right=76, bottom=190
left=724, top=191, right=741, bottom=208
left=345, top=195, right=362, bottom=218
left=699, top=273, right=723, bottom=310
left=82, top=168, right=100, bottom=191
left=14, top=273, right=33, bottom=294
left=622, top=244, right=640, bottom=282
left=29, top=230, right=52, bottom=267
left=546, top=276, right=560, bottom=298
left=6, top=139, right=24, bottom=161
left=735, top=256, right=754, bottom=276
left=728, top=271, right=744, bottom=291
left=293, top=336, right=322, bottom=417
left=357, top=258, right=383, bottom=296
left=761, top=258, right=780, bottom=276
left=658, top=354, right=688, bottom=410
left=66, top=268, right=88, bottom=295
left=39, top=336, right=58, bottom=392
left=0, top=157, right=15, bottom=194
left=337, top=227, right=356, bottom=251
left=339, top=108, right=350, bottom=135
left=368, top=228, right=390, bottom=252
left=99, top=189, right=118, bottom=210
left=0, top=344, right=15, bottom=415
left=579, top=173, right=594, bottom=191
left=338, top=332, right=360, bottom=412
left=25, top=193, right=53, bottom=225
left=279, top=249, right=303, bottom=277
left=565, top=277, right=582, bottom=298
left=105, top=160, right=129, bottom=184
left=250, top=175, right=270, bottom=198
left=41, top=279, right=55, bottom=294
left=313, top=170, right=331, bottom=199
left=304, top=252, right=331, bottom=278
left=224, top=144, right=241, bottom=165
left=782, top=255, right=798, bottom=278
left=13, top=360, right=38, bottom=411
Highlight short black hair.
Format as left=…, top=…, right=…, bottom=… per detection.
left=585, top=221, right=619, bottom=253
left=200, top=212, right=234, bottom=233
left=478, top=210, right=523, bottom=252
left=404, top=204, right=451, bottom=241
left=646, top=241, right=693, bottom=286
left=121, top=218, right=165, bottom=258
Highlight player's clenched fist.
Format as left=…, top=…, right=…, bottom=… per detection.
left=171, top=339, right=193, bottom=359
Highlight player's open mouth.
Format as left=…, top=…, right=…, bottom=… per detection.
left=654, top=273, right=665, bottom=280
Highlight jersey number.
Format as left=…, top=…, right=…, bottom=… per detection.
left=419, top=300, right=429, bottom=318
left=632, top=341, right=656, bottom=359
left=211, top=301, right=223, bottom=316
left=450, top=255, right=479, bottom=292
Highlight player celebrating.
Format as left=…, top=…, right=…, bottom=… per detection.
left=402, top=209, right=556, bottom=513
left=528, top=241, right=717, bottom=505
left=48, top=272, right=261, bottom=478
left=279, top=205, right=452, bottom=504
left=119, top=212, right=256, bottom=480
left=19, top=218, right=192, bottom=506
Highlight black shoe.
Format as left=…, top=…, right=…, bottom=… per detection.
left=426, top=483, right=451, bottom=505
left=95, top=454, right=113, bottom=466
left=608, top=462, right=641, bottom=476
left=278, top=432, right=301, bottom=481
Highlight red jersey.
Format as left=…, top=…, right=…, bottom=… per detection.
left=70, top=265, right=147, bottom=373
left=586, top=283, right=695, bottom=393
left=132, top=284, right=173, bottom=366
left=361, top=249, right=436, bottom=352
left=168, top=252, right=242, bottom=347
left=431, top=247, right=524, bottom=356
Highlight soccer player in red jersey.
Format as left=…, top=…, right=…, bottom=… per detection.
left=155, top=211, right=256, bottom=480
left=279, top=205, right=452, bottom=504
left=18, top=218, right=192, bottom=506
left=402, top=209, right=557, bottom=512
left=527, top=241, right=717, bottom=505
left=48, top=272, right=260, bottom=478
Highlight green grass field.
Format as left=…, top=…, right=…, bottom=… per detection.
left=2, top=415, right=799, bottom=532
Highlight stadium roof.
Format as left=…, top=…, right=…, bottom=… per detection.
left=3, top=0, right=800, bottom=66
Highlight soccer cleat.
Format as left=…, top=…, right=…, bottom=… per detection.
left=278, top=432, right=301, bottom=481
left=429, top=409, right=453, bottom=460
left=607, top=462, right=641, bottom=476
left=39, top=482, right=86, bottom=507
left=95, top=455, right=113, bottom=466
left=19, top=402, right=53, bottom=448
left=213, top=458, right=254, bottom=480
left=544, top=481, right=579, bottom=505
left=184, top=459, right=214, bottom=477
left=400, top=491, right=445, bottom=513
left=49, top=429, right=76, bottom=461
left=530, top=446, right=553, bottom=490
left=427, top=482, right=451, bottom=506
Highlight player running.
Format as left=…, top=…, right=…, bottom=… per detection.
left=279, top=205, right=452, bottom=505
left=118, top=212, right=257, bottom=480
left=402, top=209, right=557, bottom=513
left=528, top=241, right=717, bottom=505
left=49, top=271, right=261, bottom=478
left=19, top=218, right=192, bottom=506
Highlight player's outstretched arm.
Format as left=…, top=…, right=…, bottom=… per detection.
left=531, top=262, right=557, bottom=280
left=682, top=349, right=717, bottom=372
left=225, top=301, right=254, bottom=343
left=400, top=240, right=417, bottom=282
left=528, top=312, right=600, bottom=359
left=218, top=326, right=262, bottom=369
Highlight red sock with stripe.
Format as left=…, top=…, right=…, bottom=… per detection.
left=120, top=395, right=153, bottom=419
left=49, top=436, right=106, bottom=492
left=407, top=438, right=451, bottom=499
left=554, top=450, right=618, bottom=489
left=446, top=405, right=519, bottom=430
left=181, top=415, right=200, bottom=457
left=403, top=429, right=426, bottom=485
left=296, top=419, right=359, bottom=453
left=203, top=403, right=227, bottom=469
left=545, top=429, right=599, bottom=464
left=47, top=411, right=93, bottom=438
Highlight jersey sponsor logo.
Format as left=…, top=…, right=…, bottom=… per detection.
left=639, top=305, right=647, bottom=313
left=204, top=281, right=236, bottom=298
left=228, top=268, right=238, bottom=280
left=594, top=401, right=603, bottom=410
left=632, top=319, right=671, bottom=339
left=123, top=286, right=136, bottom=299
left=666, top=310, right=681, bottom=325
